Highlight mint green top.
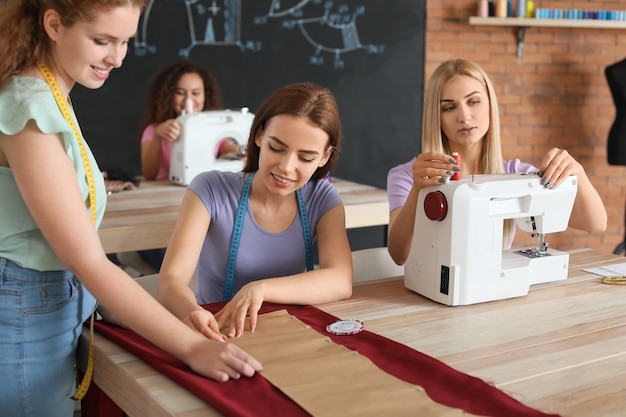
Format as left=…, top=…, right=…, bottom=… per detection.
left=0, top=76, right=107, bottom=271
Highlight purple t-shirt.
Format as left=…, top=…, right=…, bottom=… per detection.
left=387, top=158, right=537, bottom=248
left=189, top=171, right=342, bottom=303
left=387, top=158, right=537, bottom=212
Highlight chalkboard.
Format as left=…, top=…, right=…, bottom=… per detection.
left=72, top=0, right=425, bottom=249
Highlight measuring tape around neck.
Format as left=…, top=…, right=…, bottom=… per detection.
left=37, top=62, right=96, bottom=401
left=222, top=172, right=314, bottom=301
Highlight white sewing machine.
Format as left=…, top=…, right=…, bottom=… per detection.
left=169, top=108, right=254, bottom=186
left=404, top=173, right=578, bottom=306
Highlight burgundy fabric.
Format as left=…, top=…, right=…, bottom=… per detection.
left=82, top=382, right=124, bottom=417
left=92, top=302, right=561, bottom=417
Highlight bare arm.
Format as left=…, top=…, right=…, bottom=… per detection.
left=387, top=189, right=419, bottom=266
left=160, top=191, right=352, bottom=337
left=538, top=148, right=607, bottom=233
left=387, top=152, right=459, bottom=265
left=141, top=119, right=181, bottom=180
left=140, top=136, right=162, bottom=180
left=157, top=191, right=225, bottom=340
left=258, top=203, right=353, bottom=304
left=2, top=123, right=261, bottom=381
left=216, top=203, right=353, bottom=337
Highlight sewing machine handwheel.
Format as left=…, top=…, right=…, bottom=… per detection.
left=424, top=191, right=448, bottom=221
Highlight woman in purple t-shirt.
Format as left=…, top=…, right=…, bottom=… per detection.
left=157, top=83, right=353, bottom=340
left=387, top=59, right=606, bottom=265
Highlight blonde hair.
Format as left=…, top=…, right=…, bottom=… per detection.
left=422, top=58, right=512, bottom=245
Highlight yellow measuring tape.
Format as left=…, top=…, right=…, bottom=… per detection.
left=602, top=276, right=626, bottom=285
left=38, top=63, right=96, bottom=401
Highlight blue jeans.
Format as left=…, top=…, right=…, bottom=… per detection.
left=0, top=258, right=95, bottom=417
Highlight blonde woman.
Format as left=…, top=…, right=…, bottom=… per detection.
left=387, top=58, right=606, bottom=265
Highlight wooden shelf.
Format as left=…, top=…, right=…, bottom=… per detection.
left=469, top=16, right=626, bottom=29
left=468, top=17, right=626, bottom=58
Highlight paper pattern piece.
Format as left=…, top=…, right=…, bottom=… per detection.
left=584, top=261, right=626, bottom=277
left=229, top=309, right=473, bottom=417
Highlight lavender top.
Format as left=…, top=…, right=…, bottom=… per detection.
left=189, top=171, right=342, bottom=303
left=387, top=158, right=537, bottom=248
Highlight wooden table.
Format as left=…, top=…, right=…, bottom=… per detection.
left=79, top=249, right=626, bottom=417
left=98, top=178, right=389, bottom=253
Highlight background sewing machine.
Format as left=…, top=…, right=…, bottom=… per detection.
left=169, top=108, right=254, bottom=186
left=404, top=173, right=578, bottom=306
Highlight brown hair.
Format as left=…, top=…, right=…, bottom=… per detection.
left=243, top=82, right=341, bottom=181
left=139, top=59, right=223, bottom=134
left=0, top=0, right=147, bottom=86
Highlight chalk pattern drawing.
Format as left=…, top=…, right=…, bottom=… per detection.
left=134, top=0, right=384, bottom=69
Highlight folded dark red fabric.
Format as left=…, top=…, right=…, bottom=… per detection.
left=90, top=302, right=561, bottom=417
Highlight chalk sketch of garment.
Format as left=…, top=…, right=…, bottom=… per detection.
left=134, top=0, right=244, bottom=56
left=268, top=0, right=361, bottom=52
left=132, top=0, right=383, bottom=68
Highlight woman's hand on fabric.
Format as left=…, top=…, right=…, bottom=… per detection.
left=186, top=338, right=263, bottom=382
left=538, top=148, right=584, bottom=189
left=183, top=308, right=226, bottom=341
left=215, top=282, right=266, bottom=338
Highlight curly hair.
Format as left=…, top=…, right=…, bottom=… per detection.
left=139, top=59, right=223, bottom=134
left=0, top=0, right=146, bottom=86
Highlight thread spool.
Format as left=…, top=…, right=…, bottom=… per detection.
left=516, top=0, right=526, bottom=17
left=184, top=98, right=194, bottom=114
left=525, top=0, right=534, bottom=17
left=451, top=152, right=462, bottom=180
left=495, top=0, right=507, bottom=17
left=477, top=0, right=489, bottom=17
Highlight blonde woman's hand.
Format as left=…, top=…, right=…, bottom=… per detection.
left=537, top=148, right=584, bottom=189
left=412, top=151, right=459, bottom=189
